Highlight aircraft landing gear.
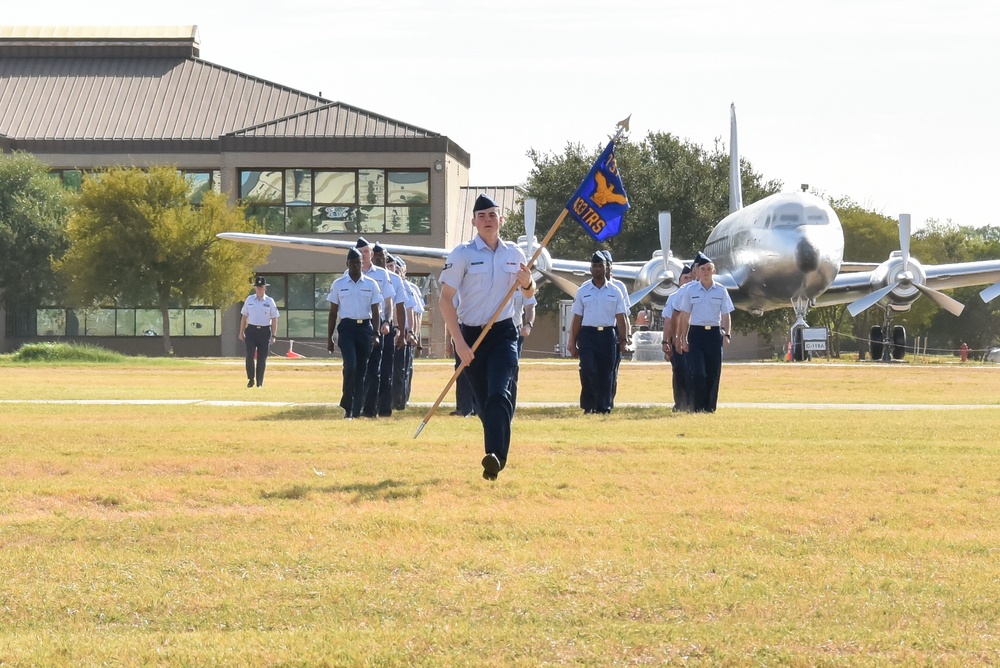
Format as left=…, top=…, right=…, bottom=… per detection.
left=868, top=311, right=907, bottom=362
left=789, top=296, right=810, bottom=362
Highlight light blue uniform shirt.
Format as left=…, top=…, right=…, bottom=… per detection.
left=406, top=280, right=425, bottom=315
left=241, top=294, right=279, bottom=326
left=387, top=271, right=411, bottom=308
left=662, top=281, right=693, bottom=319
left=327, top=273, right=383, bottom=320
left=439, top=235, right=527, bottom=327
left=676, top=279, right=735, bottom=325
left=364, top=264, right=396, bottom=320
left=511, top=291, right=537, bottom=328
left=608, top=277, right=630, bottom=307
left=572, top=280, right=627, bottom=326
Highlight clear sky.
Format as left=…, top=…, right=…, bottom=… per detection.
left=7, top=0, right=999, bottom=229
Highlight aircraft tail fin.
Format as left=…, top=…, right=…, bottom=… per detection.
left=729, top=103, right=743, bottom=214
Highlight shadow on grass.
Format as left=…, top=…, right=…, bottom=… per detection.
left=255, top=406, right=421, bottom=421
left=260, top=478, right=439, bottom=503
left=514, top=406, right=675, bottom=420
left=257, top=406, right=339, bottom=421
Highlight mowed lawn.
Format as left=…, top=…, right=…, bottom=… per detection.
left=2, top=358, right=1000, bottom=666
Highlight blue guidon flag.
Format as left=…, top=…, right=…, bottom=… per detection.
left=566, top=140, right=630, bottom=242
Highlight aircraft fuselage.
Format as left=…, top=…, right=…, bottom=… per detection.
left=705, top=192, right=844, bottom=312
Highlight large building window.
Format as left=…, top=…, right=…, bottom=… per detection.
left=34, top=307, right=222, bottom=337
left=240, top=168, right=431, bottom=235
left=50, top=168, right=221, bottom=204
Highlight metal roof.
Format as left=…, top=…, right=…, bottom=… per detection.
left=0, top=26, right=470, bottom=164
left=0, top=57, right=325, bottom=141
left=227, top=102, right=440, bottom=140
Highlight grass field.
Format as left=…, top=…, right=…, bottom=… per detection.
left=2, top=357, right=1000, bottom=666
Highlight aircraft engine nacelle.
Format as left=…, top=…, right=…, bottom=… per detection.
left=634, top=251, right=686, bottom=309
left=516, top=235, right=553, bottom=282
left=870, top=250, right=926, bottom=311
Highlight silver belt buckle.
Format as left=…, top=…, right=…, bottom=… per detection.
left=597, top=326, right=605, bottom=331
left=356, top=319, right=364, bottom=324
left=704, top=325, right=712, bottom=330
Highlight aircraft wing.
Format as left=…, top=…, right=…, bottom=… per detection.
left=813, top=260, right=1000, bottom=308
left=217, top=232, right=453, bottom=264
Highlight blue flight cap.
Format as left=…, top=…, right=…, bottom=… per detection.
left=473, top=194, right=499, bottom=212
left=681, top=264, right=692, bottom=276
left=355, top=236, right=369, bottom=248
left=394, top=256, right=406, bottom=269
left=347, top=247, right=362, bottom=261
left=372, top=242, right=385, bottom=254
left=590, top=251, right=605, bottom=263
left=601, top=250, right=613, bottom=264
left=693, top=252, right=712, bottom=267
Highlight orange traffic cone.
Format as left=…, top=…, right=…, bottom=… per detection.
left=286, top=339, right=305, bottom=358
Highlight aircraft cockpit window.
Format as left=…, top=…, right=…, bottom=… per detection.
left=806, top=213, right=829, bottom=225
left=778, top=214, right=800, bottom=225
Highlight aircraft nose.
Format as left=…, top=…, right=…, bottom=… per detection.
left=796, top=237, right=820, bottom=273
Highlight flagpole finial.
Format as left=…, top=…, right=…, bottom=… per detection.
left=613, top=114, right=631, bottom=141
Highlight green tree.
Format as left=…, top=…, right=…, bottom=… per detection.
left=57, top=167, right=270, bottom=354
left=915, top=222, right=1000, bottom=354
left=0, top=152, right=70, bottom=313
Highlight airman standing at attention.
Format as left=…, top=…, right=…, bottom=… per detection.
left=567, top=252, right=629, bottom=414
left=328, top=248, right=382, bottom=419
left=661, top=264, right=693, bottom=412
left=388, top=254, right=421, bottom=411
left=355, top=237, right=396, bottom=418
left=239, top=276, right=279, bottom=388
left=601, top=250, right=631, bottom=407
left=676, top=252, right=735, bottom=413
left=439, top=194, right=535, bottom=481
left=371, top=243, right=410, bottom=416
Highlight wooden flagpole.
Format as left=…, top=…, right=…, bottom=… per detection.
left=414, top=117, right=630, bottom=439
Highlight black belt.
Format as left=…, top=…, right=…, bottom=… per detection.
left=344, top=318, right=371, bottom=324
left=248, top=324, right=270, bottom=329
left=582, top=325, right=615, bottom=331
left=694, top=325, right=720, bottom=330
left=462, top=318, right=513, bottom=330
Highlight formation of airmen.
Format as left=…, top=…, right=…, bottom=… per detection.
left=325, top=237, right=425, bottom=420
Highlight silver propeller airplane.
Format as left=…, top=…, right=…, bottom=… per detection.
left=219, top=105, right=1000, bottom=360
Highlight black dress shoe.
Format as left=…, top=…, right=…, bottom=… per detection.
left=247, top=379, right=254, bottom=388
left=482, top=453, right=501, bottom=481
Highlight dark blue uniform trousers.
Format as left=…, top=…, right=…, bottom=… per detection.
left=686, top=326, right=723, bottom=413
left=670, top=349, right=690, bottom=412
left=375, top=326, right=396, bottom=416
left=363, top=330, right=394, bottom=417
left=392, top=342, right=412, bottom=410
left=337, top=319, right=373, bottom=418
left=453, top=351, right=477, bottom=416
left=460, top=318, right=518, bottom=464
left=578, top=327, right=617, bottom=413
left=244, top=325, right=271, bottom=386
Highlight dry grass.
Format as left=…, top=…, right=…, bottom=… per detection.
left=1, top=358, right=1000, bottom=665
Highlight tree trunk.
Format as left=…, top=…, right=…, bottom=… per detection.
left=160, top=304, right=172, bottom=355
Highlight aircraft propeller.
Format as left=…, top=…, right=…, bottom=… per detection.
left=846, top=214, right=965, bottom=318
left=659, top=211, right=672, bottom=274
left=980, top=281, right=1000, bottom=304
